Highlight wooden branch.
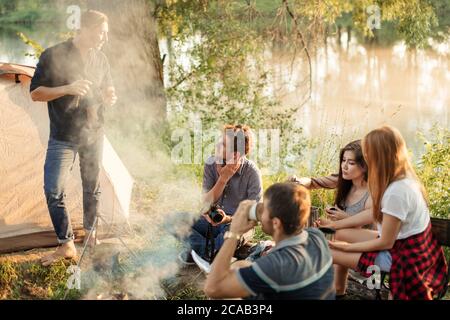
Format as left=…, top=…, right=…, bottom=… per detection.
left=282, top=0, right=312, bottom=102
left=167, top=66, right=201, bottom=91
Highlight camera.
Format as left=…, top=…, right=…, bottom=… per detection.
left=248, top=202, right=263, bottom=221
left=208, top=204, right=225, bottom=224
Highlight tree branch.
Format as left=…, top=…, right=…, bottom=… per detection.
left=282, top=0, right=312, bottom=102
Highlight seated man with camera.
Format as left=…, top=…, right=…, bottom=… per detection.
left=181, top=125, right=262, bottom=264
left=204, top=183, right=335, bottom=300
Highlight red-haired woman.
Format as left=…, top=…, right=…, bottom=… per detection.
left=329, top=126, right=448, bottom=299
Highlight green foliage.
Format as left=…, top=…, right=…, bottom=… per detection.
left=417, top=126, right=450, bottom=219
left=18, top=30, right=75, bottom=59
left=430, top=0, right=450, bottom=42
left=0, top=0, right=62, bottom=25
left=159, top=1, right=307, bottom=174
left=385, top=0, right=439, bottom=48
left=156, top=0, right=449, bottom=177
left=413, top=126, right=449, bottom=265
left=17, top=32, right=44, bottom=58
left=0, top=8, right=41, bottom=24
left=284, top=0, right=444, bottom=48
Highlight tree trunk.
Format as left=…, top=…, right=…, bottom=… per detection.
left=337, top=26, right=341, bottom=47
left=86, top=0, right=167, bottom=127
left=346, top=26, right=351, bottom=51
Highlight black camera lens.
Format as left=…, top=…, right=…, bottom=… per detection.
left=209, top=209, right=223, bottom=223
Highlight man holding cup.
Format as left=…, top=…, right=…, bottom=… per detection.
left=204, top=183, right=335, bottom=300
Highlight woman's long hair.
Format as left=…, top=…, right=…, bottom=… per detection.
left=335, top=140, right=368, bottom=209
left=362, top=126, right=428, bottom=223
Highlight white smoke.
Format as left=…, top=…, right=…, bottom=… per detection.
left=49, top=0, right=209, bottom=300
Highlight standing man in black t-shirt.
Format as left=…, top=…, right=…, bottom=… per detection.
left=30, top=10, right=117, bottom=266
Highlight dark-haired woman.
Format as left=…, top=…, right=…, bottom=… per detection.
left=292, top=140, right=374, bottom=296
left=291, top=140, right=374, bottom=230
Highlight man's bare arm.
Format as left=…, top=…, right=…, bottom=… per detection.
left=30, top=80, right=92, bottom=102
left=31, top=86, right=70, bottom=102
left=203, top=178, right=227, bottom=204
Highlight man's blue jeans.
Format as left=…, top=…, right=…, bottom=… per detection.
left=44, top=137, right=103, bottom=244
left=188, top=216, right=229, bottom=260
left=187, top=216, right=254, bottom=260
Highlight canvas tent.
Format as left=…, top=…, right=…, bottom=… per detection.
left=0, top=62, right=133, bottom=254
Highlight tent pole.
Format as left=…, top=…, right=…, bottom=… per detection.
left=63, top=215, right=98, bottom=300
left=63, top=214, right=137, bottom=300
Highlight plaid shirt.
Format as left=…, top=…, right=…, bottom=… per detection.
left=356, top=223, right=448, bottom=300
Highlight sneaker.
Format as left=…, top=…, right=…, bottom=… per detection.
left=178, top=250, right=195, bottom=266
left=348, top=269, right=368, bottom=284
left=335, top=293, right=348, bottom=300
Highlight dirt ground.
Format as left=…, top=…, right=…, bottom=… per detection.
left=0, top=247, right=59, bottom=264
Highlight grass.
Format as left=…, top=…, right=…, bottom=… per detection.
left=0, top=259, right=81, bottom=300
left=253, top=225, right=272, bottom=242
left=163, top=279, right=206, bottom=300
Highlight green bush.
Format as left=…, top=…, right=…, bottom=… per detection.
left=417, top=126, right=449, bottom=219
left=416, top=126, right=450, bottom=265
